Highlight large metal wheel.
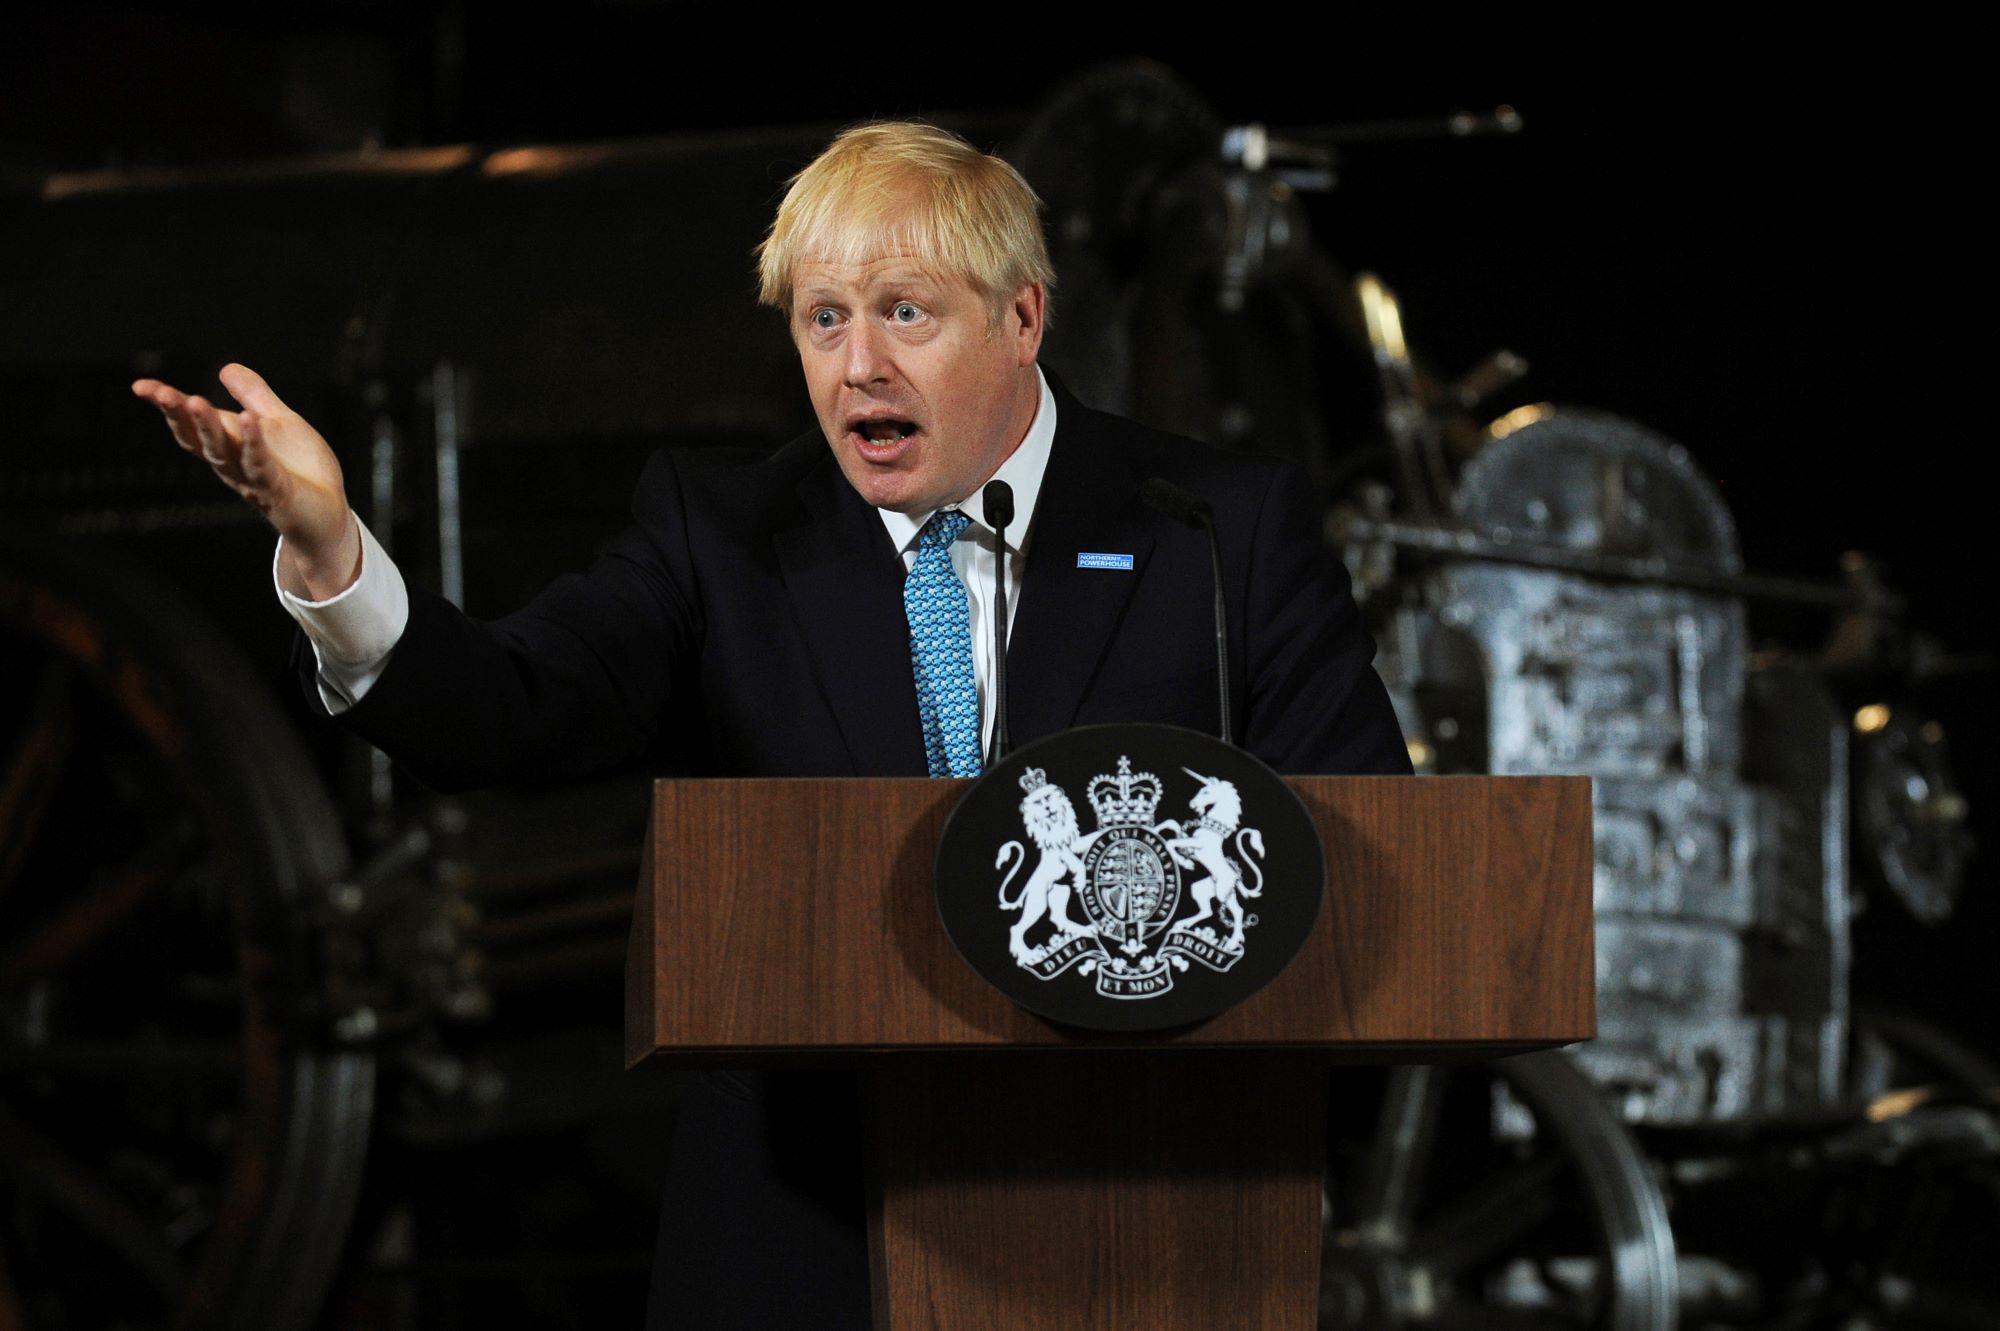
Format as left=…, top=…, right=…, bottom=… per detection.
left=1322, top=1052, right=1678, bottom=1330
left=0, top=529, right=374, bottom=1329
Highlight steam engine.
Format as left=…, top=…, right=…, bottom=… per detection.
left=0, top=62, right=1990, bottom=1331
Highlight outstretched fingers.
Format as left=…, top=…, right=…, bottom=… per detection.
left=135, top=366, right=348, bottom=556
left=136, top=379, right=258, bottom=501
left=130, top=378, right=180, bottom=410
left=238, top=411, right=266, bottom=482
left=132, top=379, right=200, bottom=456
left=236, top=412, right=284, bottom=516
left=182, top=396, right=238, bottom=464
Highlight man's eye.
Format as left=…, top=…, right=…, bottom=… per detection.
left=811, top=309, right=839, bottom=330
left=892, top=303, right=923, bottom=323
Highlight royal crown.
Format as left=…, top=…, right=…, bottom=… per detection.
left=1087, top=756, right=1163, bottom=827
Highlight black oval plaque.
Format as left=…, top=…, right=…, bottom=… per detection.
left=935, top=723, right=1324, bottom=1032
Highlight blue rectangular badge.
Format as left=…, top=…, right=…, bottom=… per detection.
left=1076, top=552, right=1135, bottom=571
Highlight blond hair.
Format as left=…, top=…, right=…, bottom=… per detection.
left=756, top=121, right=1055, bottom=321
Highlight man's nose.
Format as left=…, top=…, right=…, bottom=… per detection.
left=843, top=318, right=890, bottom=386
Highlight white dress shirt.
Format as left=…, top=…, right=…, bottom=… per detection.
left=279, top=367, right=1058, bottom=760
left=875, top=367, right=1054, bottom=758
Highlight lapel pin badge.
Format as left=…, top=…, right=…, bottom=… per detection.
left=1076, top=552, right=1135, bottom=571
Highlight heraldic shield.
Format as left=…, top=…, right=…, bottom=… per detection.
left=935, top=723, right=1325, bottom=1032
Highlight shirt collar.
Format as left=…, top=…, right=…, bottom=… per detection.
left=877, top=365, right=1057, bottom=556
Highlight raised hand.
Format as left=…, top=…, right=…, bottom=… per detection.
left=132, top=364, right=361, bottom=599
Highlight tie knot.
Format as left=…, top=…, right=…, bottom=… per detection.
left=920, top=509, right=970, bottom=552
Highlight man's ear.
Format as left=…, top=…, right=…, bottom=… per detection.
left=1010, top=283, right=1047, bottom=366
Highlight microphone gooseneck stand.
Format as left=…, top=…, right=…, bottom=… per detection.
left=982, top=479, right=1015, bottom=767
left=1139, top=477, right=1233, bottom=746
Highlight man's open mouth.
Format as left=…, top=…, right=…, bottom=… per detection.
left=852, top=417, right=919, bottom=443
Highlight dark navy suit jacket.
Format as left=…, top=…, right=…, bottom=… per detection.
left=336, top=383, right=1406, bottom=786
left=325, top=381, right=1410, bottom=1327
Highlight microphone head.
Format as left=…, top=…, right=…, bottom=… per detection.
left=1140, top=476, right=1212, bottom=528
left=983, top=479, right=1016, bottom=529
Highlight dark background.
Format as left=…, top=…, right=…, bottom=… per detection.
left=6, top=5, right=1993, bottom=1032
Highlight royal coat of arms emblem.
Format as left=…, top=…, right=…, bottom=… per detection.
left=995, top=757, right=1267, bottom=1000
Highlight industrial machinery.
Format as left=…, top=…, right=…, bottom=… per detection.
left=1019, top=63, right=1995, bottom=1330
left=1, top=62, right=1990, bottom=1330
left=1316, top=274, right=1992, bottom=1329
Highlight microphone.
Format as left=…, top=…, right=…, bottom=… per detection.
left=983, top=480, right=1015, bottom=765
left=1140, top=477, right=1233, bottom=746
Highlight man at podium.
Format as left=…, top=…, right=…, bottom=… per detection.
left=135, top=120, right=1409, bottom=1328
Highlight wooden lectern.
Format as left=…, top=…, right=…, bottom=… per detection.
left=626, top=775, right=1592, bottom=1329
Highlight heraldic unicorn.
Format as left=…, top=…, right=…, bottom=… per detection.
left=993, top=757, right=1268, bottom=1000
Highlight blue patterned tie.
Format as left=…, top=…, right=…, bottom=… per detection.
left=905, top=510, right=982, bottom=778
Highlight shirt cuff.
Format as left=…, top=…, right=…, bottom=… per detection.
left=273, top=515, right=409, bottom=714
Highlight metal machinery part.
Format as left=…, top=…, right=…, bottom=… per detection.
left=1651, top=1007, right=2000, bottom=1328
left=1322, top=1053, right=1676, bottom=1330
left=1849, top=703, right=1972, bottom=924
left=1849, top=1007, right=2000, bottom=1103
left=1007, top=60, right=1225, bottom=420
left=1373, top=407, right=1849, bottom=1128
left=1010, top=61, right=1371, bottom=490
left=1345, top=382, right=1998, bottom=1324
left=0, top=528, right=373, bottom=1329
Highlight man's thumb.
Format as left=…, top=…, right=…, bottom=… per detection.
left=218, top=363, right=288, bottom=414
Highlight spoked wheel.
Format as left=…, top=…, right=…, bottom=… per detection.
left=0, top=530, right=374, bottom=1330
left=1322, top=1052, right=1677, bottom=1330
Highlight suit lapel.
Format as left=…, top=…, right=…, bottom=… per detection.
left=774, top=455, right=928, bottom=775
left=1009, top=402, right=1154, bottom=743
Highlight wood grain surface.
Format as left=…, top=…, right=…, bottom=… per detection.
left=865, top=1052, right=1326, bottom=1331
left=626, top=775, right=1593, bottom=1063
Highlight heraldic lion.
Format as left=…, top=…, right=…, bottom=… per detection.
left=996, top=772, right=1091, bottom=963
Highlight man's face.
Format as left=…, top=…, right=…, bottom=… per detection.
left=791, top=250, right=1044, bottom=515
